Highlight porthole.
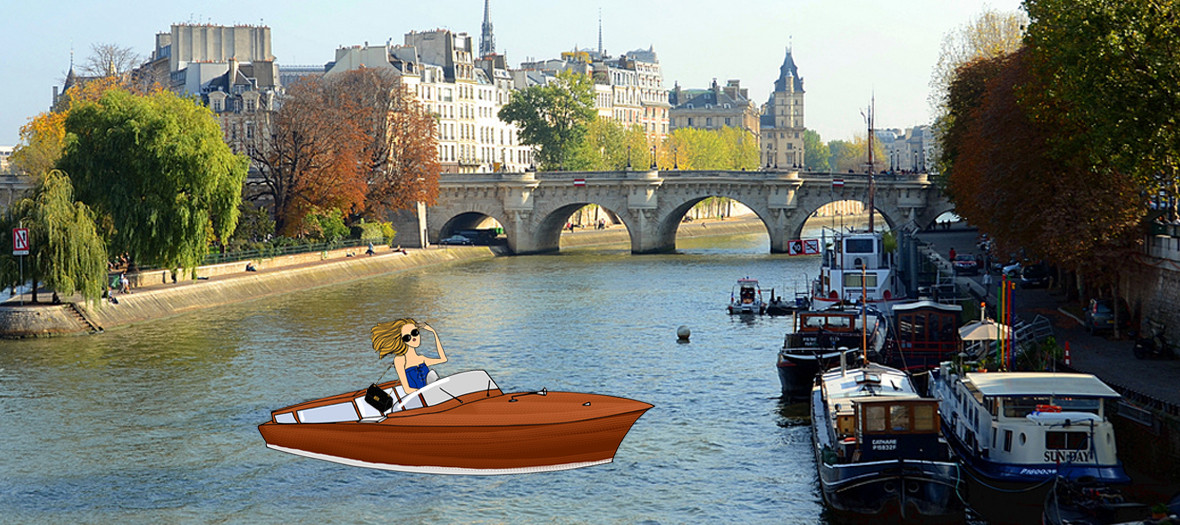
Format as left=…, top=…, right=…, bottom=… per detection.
left=1019, top=433, right=1027, bottom=445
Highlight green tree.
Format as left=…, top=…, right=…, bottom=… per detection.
left=0, top=170, right=107, bottom=304
left=498, top=69, right=596, bottom=170
left=58, top=88, right=248, bottom=272
left=717, top=126, right=760, bottom=170
left=1025, top=0, right=1180, bottom=220
left=803, top=130, right=830, bottom=171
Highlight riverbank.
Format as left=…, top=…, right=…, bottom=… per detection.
left=0, top=245, right=495, bottom=338
left=0, top=216, right=777, bottom=338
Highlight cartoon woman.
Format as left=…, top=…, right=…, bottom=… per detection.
left=371, top=318, right=448, bottom=395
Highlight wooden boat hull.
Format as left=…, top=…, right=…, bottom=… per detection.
left=259, top=389, right=651, bottom=474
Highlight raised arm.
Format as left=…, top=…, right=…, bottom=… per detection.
left=420, top=323, right=448, bottom=366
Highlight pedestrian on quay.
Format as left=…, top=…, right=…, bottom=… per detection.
left=119, top=273, right=130, bottom=294
left=949, top=247, right=957, bottom=263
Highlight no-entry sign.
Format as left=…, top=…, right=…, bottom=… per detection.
left=12, top=228, right=28, bottom=256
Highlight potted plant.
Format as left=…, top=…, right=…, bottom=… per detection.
left=1151, top=502, right=1170, bottom=520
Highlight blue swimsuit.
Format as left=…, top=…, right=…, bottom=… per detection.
left=405, top=363, right=431, bottom=389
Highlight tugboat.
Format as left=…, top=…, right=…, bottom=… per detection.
left=776, top=306, right=887, bottom=402
left=811, top=229, right=905, bottom=313
left=727, top=278, right=766, bottom=315
left=811, top=359, right=965, bottom=522
left=929, top=362, right=1130, bottom=522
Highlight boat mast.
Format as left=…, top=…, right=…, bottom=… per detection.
left=861, top=265, right=868, bottom=363
left=866, top=95, right=877, bottom=232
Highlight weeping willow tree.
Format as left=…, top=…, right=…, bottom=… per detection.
left=0, top=170, right=107, bottom=304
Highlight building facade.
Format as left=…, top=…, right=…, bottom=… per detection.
left=520, top=46, right=669, bottom=142
left=328, top=30, right=532, bottom=174
left=141, top=24, right=281, bottom=155
left=760, top=48, right=806, bottom=169
left=668, top=79, right=760, bottom=135
left=877, top=125, right=933, bottom=173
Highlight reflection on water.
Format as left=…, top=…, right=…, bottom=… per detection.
left=1, top=231, right=843, bottom=523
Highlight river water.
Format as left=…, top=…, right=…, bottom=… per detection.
left=0, top=230, right=844, bottom=524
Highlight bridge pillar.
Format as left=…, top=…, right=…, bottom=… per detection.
left=626, top=171, right=673, bottom=254
left=767, top=172, right=804, bottom=253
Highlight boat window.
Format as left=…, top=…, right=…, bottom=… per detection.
left=865, top=405, right=886, bottom=432
left=1004, top=429, right=1013, bottom=452
left=1003, top=396, right=1100, bottom=417
left=913, top=404, right=935, bottom=431
left=1054, top=397, right=1102, bottom=415
left=804, top=316, right=826, bottom=328
left=1003, top=397, right=1051, bottom=417
left=842, top=273, right=879, bottom=289
left=845, top=238, right=874, bottom=253
left=890, top=405, right=910, bottom=431
left=1046, top=431, right=1090, bottom=450
left=827, top=316, right=851, bottom=329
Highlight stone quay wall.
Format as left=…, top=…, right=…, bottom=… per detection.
left=0, top=246, right=494, bottom=338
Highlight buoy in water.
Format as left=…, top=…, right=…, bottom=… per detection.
left=677, top=325, right=691, bottom=343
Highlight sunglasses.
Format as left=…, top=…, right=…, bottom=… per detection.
left=401, top=328, right=420, bottom=342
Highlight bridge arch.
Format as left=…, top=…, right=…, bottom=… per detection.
left=529, top=201, right=634, bottom=254
left=401, top=170, right=952, bottom=255
left=652, top=194, right=774, bottom=254
left=792, top=198, right=899, bottom=239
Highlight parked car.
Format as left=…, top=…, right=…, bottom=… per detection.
left=952, top=254, right=980, bottom=275
left=1019, top=263, right=1051, bottom=288
left=438, top=234, right=473, bottom=245
left=1084, top=298, right=1131, bottom=335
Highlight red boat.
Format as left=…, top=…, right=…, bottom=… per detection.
left=258, top=370, right=652, bottom=474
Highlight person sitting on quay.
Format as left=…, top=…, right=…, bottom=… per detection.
left=245, top=262, right=257, bottom=272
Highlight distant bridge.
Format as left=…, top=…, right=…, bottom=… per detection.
left=393, top=169, right=954, bottom=254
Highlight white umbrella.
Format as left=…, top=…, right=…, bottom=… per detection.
left=958, top=319, right=1011, bottom=341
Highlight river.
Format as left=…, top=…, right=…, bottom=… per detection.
left=0, top=229, right=849, bottom=524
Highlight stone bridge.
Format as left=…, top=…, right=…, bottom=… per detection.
left=393, top=169, right=954, bottom=255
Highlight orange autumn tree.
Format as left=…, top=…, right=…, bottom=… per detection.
left=247, top=77, right=368, bottom=235
left=946, top=48, right=1142, bottom=285
left=248, top=69, right=440, bottom=235
left=323, top=68, right=439, bottom=217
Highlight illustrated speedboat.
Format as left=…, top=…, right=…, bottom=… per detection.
left=811, top=361, right=964, bottom=521
left=728, top=278, right=766, bottom=315
left=258, top=370, right=652, bottom=474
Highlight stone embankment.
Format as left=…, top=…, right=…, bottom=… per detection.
left=0, top=216, right=773, bottom=338
left=0, top=245, right=494, bottom=338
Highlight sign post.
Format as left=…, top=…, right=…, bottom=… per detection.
left=13, top=227, right=28, bottom=305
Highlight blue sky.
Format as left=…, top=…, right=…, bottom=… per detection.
left=0, top=0, right=1025, bottom=146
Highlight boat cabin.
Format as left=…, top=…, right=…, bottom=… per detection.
left=738, top=279, right=759, bottom=305
left=785, top=310, right=878, bottom=350
left=843, top=398, right=943, bottom=463
left=888, top=301, right=963, bottom=371
left=268, top=371, right=502, bottom=425
left=936, top=366, right=1124, bottom=474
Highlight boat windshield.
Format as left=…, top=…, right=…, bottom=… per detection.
left=1002, top=396, right=1102, bottom=418
left=397, top=370, right=501, bottom=411
left=845, top=239, right=875, bottom=254
left=842, top=273, right=879, bottom=289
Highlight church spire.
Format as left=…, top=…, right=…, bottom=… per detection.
left=479, top=0, right=495, bottom=56
left=597, top=9, right=604, bottom=57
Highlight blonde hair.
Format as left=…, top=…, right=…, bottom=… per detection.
left=371, top=318, right=417, bottom=358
